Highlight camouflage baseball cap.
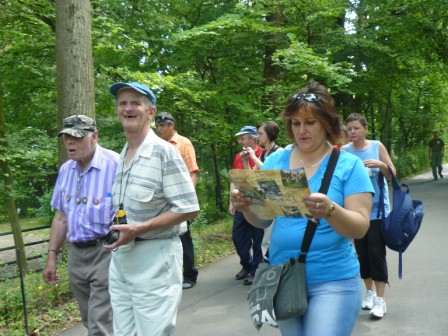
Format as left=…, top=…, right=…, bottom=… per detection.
left=58, top=115, right=97, bottom=138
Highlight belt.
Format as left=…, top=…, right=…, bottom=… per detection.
left=72, top=238, right=105, bottom=248
left=134, top=235, right=179, bottom=242
left=135, top=237, right=150, bottom=242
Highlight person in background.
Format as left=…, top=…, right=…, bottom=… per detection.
left=229, top=125, right=264, bottom=286
left=244, top=121, right=283, bottom=170
left=43, top=115, right=118, bottom=335
left=344, top=112, right=395, bottom=319
left=106, top=82, right=200, bottom=336
left=334, top=124, right=349, bottom=150
left=428, top=130, right=444, bottom=181
left=231, top=82, right=373, bottom=336
left=155, top=111, right=200, bottom=289
left=244, top=121, right=284, bottom=255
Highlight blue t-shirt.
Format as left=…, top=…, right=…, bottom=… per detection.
left=262, top=148, right=374, bottom=284
left=344, top=140, right=390, bottom=219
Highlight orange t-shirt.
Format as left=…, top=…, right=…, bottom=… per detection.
left=169, top=132, right=199, bottom=173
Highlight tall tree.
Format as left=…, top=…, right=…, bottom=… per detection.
left=55, top=0, right=95, bottom=165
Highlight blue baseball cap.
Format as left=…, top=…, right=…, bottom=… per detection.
left=109, top=82, right=157, bottom=105
left=235, top=126, right=258, bottom=136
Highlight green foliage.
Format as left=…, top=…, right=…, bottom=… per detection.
left=393, top=146, right=432, bottom=179
left=191, top=217, right=234, bottom=268
left=36, top=189, right=56, bottom=223
left=0, top=256, right=74, bottom=335
left=191, top=203, right=209, bottom=235
left=0, top=127, right=57, bottom=219
left=1, top=0, right=448, bottom=241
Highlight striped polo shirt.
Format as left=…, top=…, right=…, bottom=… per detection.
left=112, top=129, right=199, bottom=239
left=51, top=145, right=119, bottom=242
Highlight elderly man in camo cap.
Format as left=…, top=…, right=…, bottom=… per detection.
left=44, top=114, right=119, bottom=335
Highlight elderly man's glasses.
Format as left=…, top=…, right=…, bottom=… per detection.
left=237, top=137, right=252, bottom=143
left=290, top=93, right=320, bottom=103
left=155, top=115, right=174, bottom=123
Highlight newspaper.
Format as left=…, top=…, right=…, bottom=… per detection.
left=228, top=169, right=312, bottom=220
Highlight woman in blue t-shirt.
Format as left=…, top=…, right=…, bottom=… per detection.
left=344, top=113, right=396, bottom=320
left=231, top=81, right=374, bottom=336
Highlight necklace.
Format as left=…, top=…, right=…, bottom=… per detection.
left=299, top=141, right=332, bottom=168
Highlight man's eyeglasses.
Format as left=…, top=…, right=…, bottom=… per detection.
left=155, top=115, right=174, bottom=123
left=290, top=93, right=320, bottom=103
left=237, top=137, right=252, bottom=143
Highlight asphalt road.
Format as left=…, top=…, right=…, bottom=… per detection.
left=60, top=167, right=448, bottom=336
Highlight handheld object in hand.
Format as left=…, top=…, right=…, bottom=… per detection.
left=103, top=230, right=120, bottom=245
left=115, top=208, right=128, bottom=225
left=104, top=208, right=127, bottom=245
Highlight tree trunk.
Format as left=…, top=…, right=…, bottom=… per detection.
left=55, top=0, right=95, bottom=166
left=211, top=143, right=224, bottom=212
left=262, top=6, right=286, bottom=115
left=0, top=83, right=29, bottom=274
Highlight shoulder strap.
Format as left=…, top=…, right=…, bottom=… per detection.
left=318, top=149, right=340, bottom=194
left=377, top=165, right=395, bottom=219
left=299, top=149, right=340, bottom=262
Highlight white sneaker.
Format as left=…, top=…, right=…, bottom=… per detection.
left=361, top=290, right=376, bottom=310
left=370, top=297, right=387, bottom=319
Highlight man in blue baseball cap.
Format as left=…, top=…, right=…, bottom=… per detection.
left=229, top=125, right=264, bottom=286
left=109, top=81, right=157, bottom=105
left=105, top=81, right=200, bottom=335
left=235, top=125, right=258, bottom=137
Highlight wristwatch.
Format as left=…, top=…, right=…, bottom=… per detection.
left=326, top=202, right=336, bottom=217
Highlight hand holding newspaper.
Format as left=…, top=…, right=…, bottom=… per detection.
left=228, top=168, right=312, bottom=220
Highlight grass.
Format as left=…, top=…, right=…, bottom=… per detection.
left=0, top=216, right=234, bottom=335
left=0, top=217, right=49, bottom=233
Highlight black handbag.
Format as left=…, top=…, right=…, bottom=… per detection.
left=248, top=149, right=340, bottom=329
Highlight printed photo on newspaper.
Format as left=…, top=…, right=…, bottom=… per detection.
left=228, top=168, right=312, bottom=220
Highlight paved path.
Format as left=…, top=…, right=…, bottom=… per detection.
left=60, top=167, right=448, bottom=336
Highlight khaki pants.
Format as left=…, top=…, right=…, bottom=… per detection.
left=68, top=245, right=113, bottom=336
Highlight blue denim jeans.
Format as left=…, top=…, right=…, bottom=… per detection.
left=232, top=210, right=264, bottom=275
left=278, top=275, right=362, bottom=336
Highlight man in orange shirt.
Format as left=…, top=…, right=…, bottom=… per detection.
left=155, top=112, right=199, bottom=289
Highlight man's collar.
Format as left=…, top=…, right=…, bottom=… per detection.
left=125, top=129, right=158, bottom=159
left=89, top=145, right=101, bottom=170
left=168, top=131, right=180, bottom=144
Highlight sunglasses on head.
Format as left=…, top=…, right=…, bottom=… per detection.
left=155, top=115, right=174, bottom=123
left=289, top=93, right=320, bottom=103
